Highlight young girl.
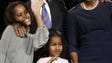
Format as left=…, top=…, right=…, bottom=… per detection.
left=37, top=29, right=69, bottom=63
left=0, top=1, right=49, bottom=63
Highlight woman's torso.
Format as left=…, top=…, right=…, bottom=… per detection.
left=70, top=2, right=112, bottom=63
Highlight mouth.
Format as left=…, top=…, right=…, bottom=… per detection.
left=55, top=51, right=61, bottom=54
left=24, top=18, right=31, bottom=25
left=24, top=18, right=30, bottom=22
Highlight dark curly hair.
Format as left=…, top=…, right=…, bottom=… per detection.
left=4, top=1, right=37, bottom=34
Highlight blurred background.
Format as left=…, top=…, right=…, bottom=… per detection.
left=0, top=0, right=81, bottom=38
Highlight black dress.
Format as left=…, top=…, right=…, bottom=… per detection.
left=67, top=2, right=112, bottom=63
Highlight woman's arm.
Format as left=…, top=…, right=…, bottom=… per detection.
left=66, top=10, right=79, bottom=63
left=70, top=52, right=78, bottom=63
left=31, top=0, right=44, bottom=29
left=30, top=0, right=49, bottom=50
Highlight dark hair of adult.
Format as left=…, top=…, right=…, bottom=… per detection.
left=4, top=1, right=37, bottom=34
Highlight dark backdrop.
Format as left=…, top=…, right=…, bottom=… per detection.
left=0, top=0, right=79, bottom=38
left=0, top=0, right=28, bottom=38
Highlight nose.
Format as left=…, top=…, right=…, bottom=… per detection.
left=55, top=45, right=60, bottom=50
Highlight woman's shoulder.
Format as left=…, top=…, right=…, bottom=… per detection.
left=68, top=4, right=81, bottom=15
left=1, top=25, right=16, bottom=40
left=103, top=1, right=112, bottom=4
left=3, top=25, right=15, bottom=33
left=102, top=2, right=112, bottom=7
left=3, top=25, right=14, bottom=35
left=5, top=25, right=14, bottom=30
left=3, top=25, right=14, bottom=33
left=101, top=2, right=112, bottom=11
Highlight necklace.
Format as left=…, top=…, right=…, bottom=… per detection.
left=82, top=0, right=99, bottom=10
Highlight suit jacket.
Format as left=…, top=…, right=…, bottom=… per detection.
left=25, top=0, right=68, bottom=63
left=25, top=0, right=67, bottom=32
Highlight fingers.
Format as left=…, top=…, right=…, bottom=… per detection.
left=13, top=23, right=26, bottom=37
left=31, top=0, right=43, bottom=12
left=51, top=57, right=58, bottom=61
left=47, top=57, right=58, bottom=63
left=17, top=26, right=26, bottom=37
left=13, top=24, right=19, bottom=36
left=35, top=0, right=43, bottom=6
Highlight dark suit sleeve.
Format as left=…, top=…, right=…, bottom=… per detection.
left=67, top=11, right=79, bottom=53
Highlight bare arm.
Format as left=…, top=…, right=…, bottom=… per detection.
left=70, top=52, right=78, bottom=63
left=30, top=0, right=49, bottom=50
left=31, top=0, right=44, bottom=29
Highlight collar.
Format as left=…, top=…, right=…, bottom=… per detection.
left=43, top=0, right=48, bottom=6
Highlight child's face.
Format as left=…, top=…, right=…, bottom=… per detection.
left=49, top=36, right=62, bottom=57
left=14, top=4, right=31, bottom=26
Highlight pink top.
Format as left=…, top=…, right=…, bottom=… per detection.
left=37, top=57, right=69, bottom=63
